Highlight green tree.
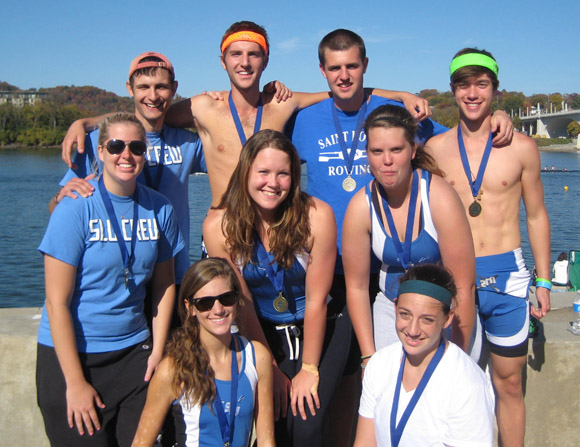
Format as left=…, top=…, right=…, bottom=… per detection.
left=572, top=95, right=580, bottom=110
left=432, top=103, right=459, bottom=128
left=549, top=93, right=564, bottom=111
left=568, top=121, right=580, bottom=138
left=529, top=94, right=548, bottom=111
left=499, top=91, right=525, bottom=115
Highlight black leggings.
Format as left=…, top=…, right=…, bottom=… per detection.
left=260, top=296, right=353, bottom=447
left=36, top=341, right=150, bottom=447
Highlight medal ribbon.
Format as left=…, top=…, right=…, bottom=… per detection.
left=229, top=92, right=263, bottom=145
left=256, top=236, right=285, bottom=297
left=214, top=336, right=239, bottom=447
left=331, top=97, right=368, bottom=177
left=377, top=170, right=419, bottom=270
left=143, top=127, right=166, bottom=190
left=457, top=125, right=493, bottom=200
left=97, top=176, right=139, bottom=288
left=390, top=339, right=446, bottom=447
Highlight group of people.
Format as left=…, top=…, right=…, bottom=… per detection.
left=37, top=20, right=551, bottom=447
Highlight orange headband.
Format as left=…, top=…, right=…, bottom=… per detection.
left=221, top=31, right=268, bottom=56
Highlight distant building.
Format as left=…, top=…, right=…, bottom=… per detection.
left=0, top=90, right=48, bottom=107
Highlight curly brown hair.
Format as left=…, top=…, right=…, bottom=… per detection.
left=165, top=258, right=242, bottom=409
left=364, top=104, right=445, bottom=177
left=214, top=130, right=313, bottom=270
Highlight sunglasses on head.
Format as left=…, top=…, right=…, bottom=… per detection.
left=188, top=290, right=239, bottom=312
left=105, top=139, right=147, bottom=156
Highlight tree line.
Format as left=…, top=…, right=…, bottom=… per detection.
left=0, top=82, right=134, bottom=147
left=424, top=89, right=580, bottom=137
left=1, top=80, right=579, bottom=147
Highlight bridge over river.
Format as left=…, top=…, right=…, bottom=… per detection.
left=519, top=106, right=580, bottom=139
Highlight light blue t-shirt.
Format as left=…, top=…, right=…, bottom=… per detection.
left=289, top=95, right=447, bottom=272
left=60, top=125, right=205, bottom=283
left=38, top=180, right=184, bottom=353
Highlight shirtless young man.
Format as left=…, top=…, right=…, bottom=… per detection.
left=425, top=48, right=551, bottom=447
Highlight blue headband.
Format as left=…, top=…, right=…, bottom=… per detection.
left=397, top=280, right=452, bottom=306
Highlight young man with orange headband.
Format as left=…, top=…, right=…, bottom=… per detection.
left=426, top=48, right=551, bottom=447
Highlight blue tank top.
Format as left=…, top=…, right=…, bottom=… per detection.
left=242, top=244, right=309, bottom=324
left=172, top=335, right=257, bottom=447
left=367, top=169, right=441, bottom=300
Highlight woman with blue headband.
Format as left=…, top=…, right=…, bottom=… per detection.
left=353, top=264, right=494, bottom=447
left=343, top=104, right=477, bottom=364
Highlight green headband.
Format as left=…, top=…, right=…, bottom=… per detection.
left=449, top=53, right=499, bottom=78
left=398, top=280, right=452, bottom=306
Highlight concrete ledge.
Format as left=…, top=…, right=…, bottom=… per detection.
left=0, top=307, right=48, bottom=447
left=1, top=297, right=579, bottom=446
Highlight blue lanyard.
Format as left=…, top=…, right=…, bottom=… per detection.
left=255, top=235, right=285, bottom=295
left=143, top=127, right=166, bottom=190
left=97, top=176, right=138, bottom=288
left=377, top=170, right=419, bottom=270
left=457, top=125, right=493, bottom=199
left=390, top=339, right=446, bottom=447
left=228, top=92, right=263, bottom=145
left=331, top=97, right=368, bottom=175
left=214, top=336, right=239, bottom=447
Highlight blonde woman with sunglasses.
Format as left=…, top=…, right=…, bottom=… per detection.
left=36, top=113, right=182, bottom=447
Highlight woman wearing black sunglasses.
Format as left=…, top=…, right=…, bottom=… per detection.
left=36, top=113, right=183, bottom=447
left=132, top=257, right=275, bottom=447
left=204, top=130, right=340, bottom=447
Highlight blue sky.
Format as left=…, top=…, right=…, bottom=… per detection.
left=2, top=0, right=578, bottom=98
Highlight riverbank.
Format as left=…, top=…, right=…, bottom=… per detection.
left=2, top=288, right=579, bottom=446
left=538, top=142, right=580, bottom=152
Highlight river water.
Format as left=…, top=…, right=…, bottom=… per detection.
left=1, top=149, right=578, bottom=308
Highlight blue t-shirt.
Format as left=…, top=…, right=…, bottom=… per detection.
left=60, top=125, right=205, bottom=283
left=38, top=180, right=184, bottom=353
left=289, top=95, right=447, bottom=272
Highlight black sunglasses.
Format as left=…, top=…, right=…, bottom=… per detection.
left=105, top=139, right=147, bottom=156
left=188, top=290, right=239, bottom=312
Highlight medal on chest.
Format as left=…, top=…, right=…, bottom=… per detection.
left=342, top=176, right=357, bottom=192
left=273, top=292, right=289, bottom=312
left=457, top=126, right=493, bottom=219
left=332, top=97, right=367, bottom=193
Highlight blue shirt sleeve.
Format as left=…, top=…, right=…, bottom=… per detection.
left=59, top=130, right=101, bottom=186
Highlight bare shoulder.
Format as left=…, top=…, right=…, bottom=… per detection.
left=153, top=356, right=177, bottom=386
left=429, top=173, right=462, bottom=206
left=251, top=340, right=273, bottom=372
left=309, top=196, right=336, bottom=230
left=310, top=196, right=334, bottom=217
left=202, top=208, right=225, bottom=233
left=425, top=127, right=456, bottom=153
left=189, top=93, right=222, bottom=112
left=348, top=185, right=369, bottom=210
left=511, top=131, right=539, bottom=154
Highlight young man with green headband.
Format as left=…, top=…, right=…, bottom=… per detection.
left=426, top=48, right=551, bottom=447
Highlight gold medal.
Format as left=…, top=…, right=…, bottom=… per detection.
left=469, top=201, right=482, bottom=217
left=273, top=292, right=289, bottom=312
left=342, top=176, right=357, bottom=192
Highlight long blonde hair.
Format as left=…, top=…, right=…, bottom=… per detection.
left=215, top=130, right=313, bottom=269
left=165, top=258, right=242, bottom=408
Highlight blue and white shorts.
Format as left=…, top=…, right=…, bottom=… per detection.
left=476, top=248, right=531, bottom=357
